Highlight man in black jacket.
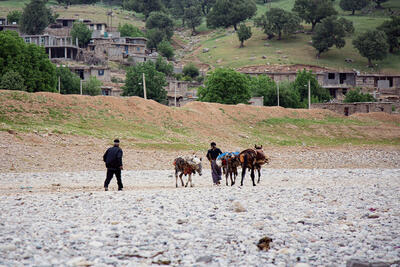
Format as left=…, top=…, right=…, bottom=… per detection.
left=103, top=139, right=124, bottom=191
left=206, top=142, right=223, bottom=185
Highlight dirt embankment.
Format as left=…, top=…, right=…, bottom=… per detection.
left=0, top=90, right=399, bottom=172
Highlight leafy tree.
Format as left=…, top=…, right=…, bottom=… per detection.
left=277, top=81, right=303, bottom=108
left=20, top=0, right=54, bottom=34
left=249, top=75, right=277, bottom=106
left=123, top=61, right=168, bottom=103
left=292, top=0, right=337, bottom=31
left=55, top=67, right=81, bottom=94
left=200, top=0, right=216, bottom=15
left=292, top=69, right=330, bottom=105
left=7, top=10, right=22, bottom=24
left=0, top=71, right=26, bottom=91
left=206, top=0, right=257, bottom=31
left=184, top=0, right=203, bottom=35
left=157, top=39, right=174, bottom=60
left=123, top=0, right=164, bottom=18
left=0, top=31, right=56, bottom=92
left=344, top=88, right=375, bottom=102
left=312, top=16, right=354, bottom=57
left=71, top=22, right=92, bottom=48
left=339, top=0, right=369, bottom=15
left=378, top=16, right=400, bottom=53
left=237, top=23, right=252, bottom=47
left=118, top=23, right=144, bottom=37
left=183, top=63, right=199, bottom=78
left=145, top=11, right=174, bottom=40
left=83, top=76, right=102, bottom=96
left=170, top=0, right=186, bottom=26
left=146, top=28, right=164, bottom=49
left=254, top=8, right=301, bottom=40
left=353, top=30, right=389, bottom=67
left=155, top=55, right=174, bottom=76
left=198, top=68, right=251, bottom=104
left=372, top=0, right=388, bottom=9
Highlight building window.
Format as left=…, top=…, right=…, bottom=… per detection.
left=342, top=89, right=347, bottom=95
left=25, top=37, right=30, bottom=43
left=328, top=73, right=335, bottom=79
left=137, top=47, right=140, bottom=51
left=90, top=46, right=95, bottom=51
left=97, top=24, right=102, bottom=30
left=98, top=69, right=104, bottom=76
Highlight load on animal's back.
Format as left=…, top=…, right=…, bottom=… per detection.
left=217, top=152, right=241, bottom=186
left=239, top=145, right=270, bottom=186
left=173, top=155, right=202, bottom=187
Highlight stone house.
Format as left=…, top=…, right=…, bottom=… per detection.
left=68, top=65, right=111, bottom=82
left=0, top=17, right=19, bottom=33
left=165, top=79, right=198, bottom=106
left=55, top=18, right=77, bottom=28
left=85, top=22, right=107, bottom=38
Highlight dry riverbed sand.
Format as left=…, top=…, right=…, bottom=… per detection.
left=0, top=168, right=399, bottom=266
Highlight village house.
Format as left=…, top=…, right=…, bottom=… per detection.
left=85, top=22, right=108, bottom=38
left=165, top=79, right=198, bottom=107
left=68, top=65, right=111, bottom=82
left=22, top=34, right=79, bottom=60
left=0, top=17, right=19, bottom=33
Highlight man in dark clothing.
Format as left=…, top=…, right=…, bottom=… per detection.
left=103, top=139, right=123, bottom=191
left=206, top=142, right=223, bottom=185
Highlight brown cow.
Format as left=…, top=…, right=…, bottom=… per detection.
left=239, top=145, right=270, bottom=186
left=173, top=156, right=202, bottom=188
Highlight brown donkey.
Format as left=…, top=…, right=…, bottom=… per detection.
left=239, top=145, right=270, bottom=186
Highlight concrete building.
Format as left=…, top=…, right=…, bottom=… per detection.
left=55, top=18, right=77, bottom=28
left=85, top=22, right=107, bottom=38
left=22, top=34, right=79, bottom=60
left=165, top=79, right=198, bottom=106
left=68, top=65, right=111, bottom=82
left=0, top=17, right=20, bottom=33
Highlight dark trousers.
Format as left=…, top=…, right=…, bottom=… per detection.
left=104, top=169, right=123, bottom=189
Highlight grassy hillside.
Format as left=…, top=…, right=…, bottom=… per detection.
left=1, top=90, right=399, bottom=150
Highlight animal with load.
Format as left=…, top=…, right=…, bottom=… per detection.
left=173, top=156, right=202, bottom=187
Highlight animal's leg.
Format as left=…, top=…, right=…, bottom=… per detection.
left=175, top=170, right=178, bottom=188
left=241, top=155, right=247, bottom=186
left=251, top=168, right=256, bottom=186
left=232, top=167, right=237, bottom=186
left=179, top=173, right=185, bottom=187
left=190, top=174, right=194, bottom=187
left=185, top=174, right=189, bottom=187
left=226, top=167, right=229, bottom=186
left=257, top=167, right=261, bottom=184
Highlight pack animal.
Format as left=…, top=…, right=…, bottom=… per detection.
left=173, top=156, right=202, bottom=188
left=221, top=154, right=241, bottom=186
left=239, top=145, right=270, bottom=186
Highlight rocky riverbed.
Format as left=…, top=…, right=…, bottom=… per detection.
left=1, top=169, right=399, bottom=266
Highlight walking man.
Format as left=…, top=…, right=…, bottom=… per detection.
left=206, top=142, right=223, bottom=185
left=103, top=139, right=123, bottom=191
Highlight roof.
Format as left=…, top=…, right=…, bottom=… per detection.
left=56, top=18, right=76, bottom=21
left=357, top=73, right=400, bottom=77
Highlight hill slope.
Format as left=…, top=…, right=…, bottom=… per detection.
left=1, top=90, right=399, bottom=150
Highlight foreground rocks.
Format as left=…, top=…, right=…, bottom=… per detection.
left=0, top=169, right=399, bottom=266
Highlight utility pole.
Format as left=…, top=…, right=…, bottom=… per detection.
left=80, top=79, right=83, bottom=95
left=174, top=81, right=177, bottom=107
left=277, top=83, right=280, bottom=107
left=58, top=76, right=61, bottom=93
left=308, top=80, right=311, bottom=109
left=142, top=73, right=147, bottom=99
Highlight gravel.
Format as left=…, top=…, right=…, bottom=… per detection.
left=0, top=169, right=399, bottom=266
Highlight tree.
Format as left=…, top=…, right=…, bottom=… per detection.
left=123, top=61, right=168, bottom=103
left=378, top=16, right=400, bottom=53
left=254, top=8, right=301, bottom=40
left=184, top=0, right=203, bottom=35
left=7, top=10, right=22, bottom=24
left=206, top=0, right=257, bottom=31
left=20, top=0, right=54, bottom=34
left=200, top=0, right=216, bottom=16
left=55, top=67, right=81, bottom=94
left=353, top=30, right=389, bottom=67
left=155, top=56, right=174, bottom=76
left=170, top=0, right=186, bottom=27
left=146, top=29, right=164, bottom=49
left=339, top=0, right=369, bottom=15
left=0, top=71, right=26, bottom=91
left=237, top=24, right=252, bottom=47
left=123, top=0, right=164, bottom=18
left=157, top=39, right=174, bottom=60
left=183, top=63, right=199, bottom=78
left=71, top=22, right=92, bottom=48
left=312, top=16, right=354, bottom=57
left=198, top=68, right=251, bottom=104
left=0, top=31, right=56, bottom=92
left=292, top=0, right=337, bottom=31
left=249, top=75, right=277, bottom=106
left=83, top=76, right=102, bottom=96
left=145, top=11, right=174, bottom=40
left=344, top=88, right=375, bottom=102
left=372, top=0, right=388, bottom=9
left=292, top=69, right=330, bottom=105
left=118, top=23, right=144, bottom=37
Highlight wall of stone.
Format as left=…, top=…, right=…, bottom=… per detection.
left=311, top=102, right=395, bottom=116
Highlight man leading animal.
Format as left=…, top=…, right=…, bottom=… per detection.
left=206, top=142, right=223, bottom=185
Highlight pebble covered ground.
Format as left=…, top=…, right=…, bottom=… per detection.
left=1, top=169, right=399, bottom=266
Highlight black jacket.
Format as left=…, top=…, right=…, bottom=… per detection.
left=103, top=146, right=123, bottom=170
left=206, top=148, right=222, bottom=161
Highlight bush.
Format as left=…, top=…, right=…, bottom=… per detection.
left=7, top=10, right=22, bottom=24
left=118, top=23, right=144, bottom=37
left=344, top=88, right=375, bottom=103
left=55, top=67, right=81, bottom=94
left=71, top=22, right=92, bottom=48
left=83, top=76, right=102, bottom=96
left=183, top=63, right=199, bottom=78
left=157, top=40, right=174, bottom=60
left=0, top=71, right=26, bottom=91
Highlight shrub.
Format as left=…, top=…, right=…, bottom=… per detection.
left=183, top=63, right=199, bottom=78
left=0, top=71, right=26, bottom=91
